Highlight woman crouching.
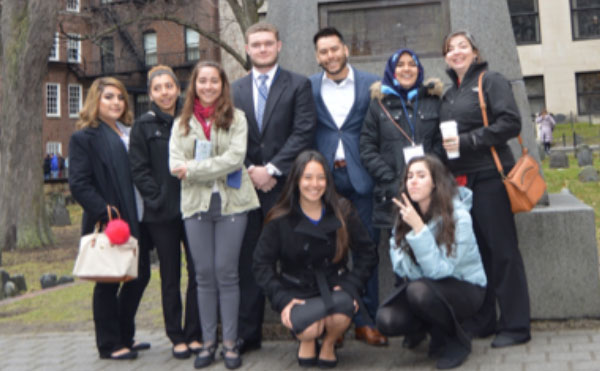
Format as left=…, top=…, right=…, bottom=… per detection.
left=376, top=155, right=486, bottom=369
left=253, top=150, right=377, bottom=368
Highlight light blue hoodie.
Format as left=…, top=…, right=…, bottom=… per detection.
left=389, top=187, right=487, bottom=287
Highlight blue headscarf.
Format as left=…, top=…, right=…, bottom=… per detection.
left=381, top=48, right=424, bottom=101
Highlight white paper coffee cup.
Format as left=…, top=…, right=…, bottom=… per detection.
left=440, top=120, right=459, bottom=159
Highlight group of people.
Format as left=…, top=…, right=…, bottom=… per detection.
left=44, top=153, right=66, bottom=179
left=68, top=22, right=531, bottom=370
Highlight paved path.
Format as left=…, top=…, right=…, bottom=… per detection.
left=1, top=329, right=600, bottom=370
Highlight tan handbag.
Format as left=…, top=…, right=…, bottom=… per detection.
left=73, top=206, right=139, bottom=282
left=477, top=72, right=546, bottom=213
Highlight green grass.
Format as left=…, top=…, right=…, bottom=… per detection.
left=552, top=122, right=600, bottom=146
left=542, top=153, right=600, bottom=239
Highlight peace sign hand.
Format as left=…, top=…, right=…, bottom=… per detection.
left=392, top=193, right=425, bottom=233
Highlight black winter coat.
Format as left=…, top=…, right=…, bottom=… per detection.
left=360, top=81, right=444, bottom=229
left=129, top=102, right=182, bottom=223
left=439, top=62, right=520, bottom=175
left=69, top=123, right=140, bottom=238
left=252, top=200, right=377, bottom=313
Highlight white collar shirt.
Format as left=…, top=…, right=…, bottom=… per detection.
left=252, top=65, right=278, bottom=115
left=321, top=66, right=355, bottom=160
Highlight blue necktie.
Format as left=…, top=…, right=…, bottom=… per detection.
left=256, top=74, right=268, bottom=132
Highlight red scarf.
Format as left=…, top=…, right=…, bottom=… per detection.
left=193, top=98, right=215, bottom=140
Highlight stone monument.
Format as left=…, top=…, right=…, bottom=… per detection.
left=267, top=0, right=600, bottom=319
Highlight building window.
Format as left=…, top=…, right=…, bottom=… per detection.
left=68, top=84, right=82, bottom=118
left=523, top=76, right=545, bottom=116
left=571, top=0, right=600, bottom=40
left=100, top=37, right=115, bottom=73
left=144, top=32, right=157, bottom=66
left=49, top=33, right=59, bottom=61
left=67, top=34, right=81, bottom=63
left=46, top=83, right=60, bottom=118
left=576, top=72, right=600, bottom=115
left=66, top=0, right=79, bottom=12
left=46, top=142, right=62, bottom=156
left=318, top=0, right=450, bottom=58
left=135, top=94, right=150, bottom=118
left=507, top=0, right=540, bottom=44
left=185, top=27, right=201, bottom=62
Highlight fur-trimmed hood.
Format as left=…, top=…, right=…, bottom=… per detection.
left=369, top=78, right=444, bottom=100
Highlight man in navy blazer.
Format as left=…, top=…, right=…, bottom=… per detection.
left=232, top=22, right=316, bottom=354
left=310, top=27, right=387, bottom=346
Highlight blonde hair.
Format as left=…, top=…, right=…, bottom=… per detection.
left=76, top=77, right=133, bottom=130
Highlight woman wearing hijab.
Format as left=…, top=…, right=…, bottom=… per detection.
left=360, top=48, right=444, bottom=233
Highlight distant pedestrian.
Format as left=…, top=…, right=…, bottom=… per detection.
left=50, top=153, right=59, bottom=179
left=536, top=109, right=555, bottom=154
left=43, top=154, right=51, bottom=179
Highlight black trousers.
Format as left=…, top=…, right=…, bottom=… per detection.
left=93, top=223, right=151, bottom=358
left=463, top=170, right=531, bottom=336
left=376, top=278, right=484, bottom=345
left=146, top=219, right=201, bottom=345
left=238, top=184, right=281, bottom=344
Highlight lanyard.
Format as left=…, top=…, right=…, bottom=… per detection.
left=398, top=95, right=418, bottom=142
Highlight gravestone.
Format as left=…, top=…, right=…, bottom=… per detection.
left=550, top=152, right=569, bottom=168
left=57, top=276, right=75, bottom=285
left=10, top=274, right=27, bottom=292
left=4, top=281, right=16, bottom=298
left=576, top=146, right=593, bottom=167
left=268, top=0, right=600, bottom=320
left=578, top=166, right=599, bottom=182
left=49, top=193, right=71, bottom=226
left=40, top=273, right=58, bottom=289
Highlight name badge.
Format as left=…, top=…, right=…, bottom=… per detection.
left=194, top=140, right=212, bottom=162
left=403, top=144, right=425, bottom=164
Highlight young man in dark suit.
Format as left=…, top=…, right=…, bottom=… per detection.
left=232, top=22, right=317, bottom=354
left=309, top=27, right=387, bottom=347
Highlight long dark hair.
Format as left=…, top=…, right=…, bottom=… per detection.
left=394, top=155, right=457, bottom=261
left=265, top=150, right=350, bottom=263
left=179, top=61, right=234, bottom=136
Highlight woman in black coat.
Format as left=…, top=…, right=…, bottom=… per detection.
left=68, top=77, right=151, bottom=360
left=360, top=48, right=444, bottom=231
left=253, top=150, right=377, bottom=368
left=439, top=30, right=530, bottom=348
left=129, top=65, right=202, bottom=358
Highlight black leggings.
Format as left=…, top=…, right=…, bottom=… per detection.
left=376, top=278, right=484, bottom=339
left=290, top=290, right=355, bottom=334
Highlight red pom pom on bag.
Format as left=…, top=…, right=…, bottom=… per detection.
left=105, top=219, right=131, bottom=245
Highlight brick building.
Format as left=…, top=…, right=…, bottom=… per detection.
left=44, top=0, right=221, bottom=159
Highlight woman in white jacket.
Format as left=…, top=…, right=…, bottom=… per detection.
left=376, top=155, right=486, bottom=370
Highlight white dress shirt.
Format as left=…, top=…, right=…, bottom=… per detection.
left=321, top=66, right=355, bottom=160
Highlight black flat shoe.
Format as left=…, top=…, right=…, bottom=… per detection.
left=131, top=342, right=151, bottom=351
left=100, top=349, right=138, bottom=360
left=297, top=340, right=318, bottom=367
left=436, top=337, right=470, bottom=370
left=491, top=332, right=531, bottom=348
left=194, top=343, right=217, bottom=369
left=317, top=348, right=337, bottom=369
left=172, top=344, right=191, bottom=359
left=221, top=344, right=242, bottom=369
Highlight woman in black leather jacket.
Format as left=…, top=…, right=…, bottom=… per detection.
left=253, top=150, right=377, bottom=368
left=439, top=31, right=531, bottom=348
left=360, top=48, right=444, bottom=230
left=129, top=65, right=202, bottom=358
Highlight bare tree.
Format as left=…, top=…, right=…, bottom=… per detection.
left=64, top=0, right=263, bottom=70
left=0, top=0, right=60, bottom=255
